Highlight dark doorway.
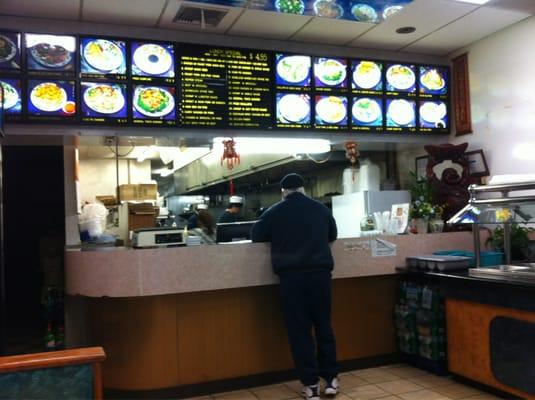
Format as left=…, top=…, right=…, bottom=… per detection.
left=1, top=145, right=65, bottom=355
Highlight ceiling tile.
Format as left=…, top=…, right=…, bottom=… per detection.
left=159, top=0, right=242, bottom=33
left=404, top=6, right=531, bottom=55
left=82, top=0, right=166, bottom=27
left=487, top=0, right=535, bottom=14
left=348, top=0, right=477, bottom=50
left=227, top=9, right=312, bottom=40
left=0, top=0, right=80, bottom=20
left=291, top=17, right=373, bottom=45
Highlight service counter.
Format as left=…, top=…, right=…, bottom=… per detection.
left=64, top=232, right=475, bottom=395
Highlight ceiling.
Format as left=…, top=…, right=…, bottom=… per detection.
left=0, top=0, right=533, bottom=56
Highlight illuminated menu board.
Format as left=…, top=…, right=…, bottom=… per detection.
left=179, top=46, right=273, bottom=129
left=132, top=85, right=176, bottom=126
left=81, top=82, right=128, bottom=125
left=313, top=58, right=348, bottom=92
left=351, top=96, right=384, bottom=132
left=27, top=79, right=76, bottom=121
left=25, top=34, right=76, bottom=76
left=1, top=29, right=450, bottom=134
left=0, top=78, right=22, bottom=121
left=0, top=32, right=21, bottom=71
left=80, top=37, right=127, bottom=81
left=131, top=41, right=175, bottom=84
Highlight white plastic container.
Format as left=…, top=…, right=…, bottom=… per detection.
left=342, top=167, right=359, bottom=194
left=358, top=159, right=380, bottom=191
left=79, top=218, right=103, bottom=238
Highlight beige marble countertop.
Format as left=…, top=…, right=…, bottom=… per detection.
left=65, top=232, right=478, bottom=297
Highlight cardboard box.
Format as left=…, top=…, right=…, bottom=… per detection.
left=118, top=184, right=157, bottom=201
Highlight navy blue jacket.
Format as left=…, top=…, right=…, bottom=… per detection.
left=251, top=192, right=337, bottom=275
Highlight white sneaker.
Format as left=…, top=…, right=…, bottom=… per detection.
left=324, top=377, right=340, bottom=397
left=301, top=384, right=320, bottom=400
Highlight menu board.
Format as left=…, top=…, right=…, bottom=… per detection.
left=313, top=58, right=348, bottom=92
left=385, top=63, right=416, bottom=96
left=315, top=95, right=348, bottom=129
left=132, top=84, right=176, bottom=126
left=276, top=93, right=311, bottom=128
left=419, top=100, right=448, bottom=132
left=386, top=98, right=416, bottom=131
left=351, top=96, right=384, bottom=132
left=419, top=66, right=448, bottom=98
left=179, top=46, right=273, bottom=129
left=351, top=60, right=383, bottom=94
left=80, top=37, right=127, bottom=80
left=80, top=82, right=128, bottom=124
left=275, top=54, right=311, bottom=90
left=2, top=29, right=450, bottom=135
left=27, top=79, right=76, bottom=120
left=0, top=32, right=21, bottom=71
left=25, top=34, right=76, bottom=75
left=0, top=78, right=22, bottom=120
left=131, top=41, right=175, bottom=83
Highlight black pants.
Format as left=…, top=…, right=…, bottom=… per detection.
left=279, top=270, right=338, bottom=386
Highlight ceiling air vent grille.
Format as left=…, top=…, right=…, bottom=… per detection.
left=173, top=5, right=229, bottom=27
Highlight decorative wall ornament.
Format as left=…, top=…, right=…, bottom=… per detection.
left=452, top=53, right=472, bottom=136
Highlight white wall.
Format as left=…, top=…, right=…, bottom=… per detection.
left=78, top=159, right=151, bottom=203
left=449, top=16, right=535, bottom=177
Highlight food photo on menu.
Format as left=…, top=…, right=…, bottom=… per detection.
left=313, top=58, right=347, bottom=88
left=276, top=93, right=311, bottom=125
left=25, top=34, right=76, bottom=72
left=419, top=100, right=448, bottom=129
left=81, top=82, right=127, bottom=119
left=275, top=54, right=311, bottom=87
left=386, top=98, right=415, bottom=127
left=132, top=85, right=176, bottom=121
left=351, top=60, right=383, bottom=91
left=131, top=42, right=175, bottom=78
left=0, top=32, right=21, bottom=70
left=315, top=95, right=348, bottom=126
left=0, top=79, right=22, bottom=116
left=27, top=79, right=76, bottom=117
left=419, top=66, right=448, bottom=96
left=80, top=38, right=126, bottom=76
left=351, top=97, right=383, bottom=127
left=385, top=63, right=416, bottom=93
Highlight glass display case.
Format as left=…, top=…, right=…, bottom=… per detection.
left=448, top=181, right=535, bottom=283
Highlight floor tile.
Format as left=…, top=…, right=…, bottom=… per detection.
left=433, top=383, right=482, bottom=399
left=212, top=389, right=258, bottom=399
left=344, top=383, right=390, bottom=399
left=408, top=375, right=454, bottom=388
left=398, top=388, right=453, bottom=400
left=339, top=374, right=370, bottom=389
left=252, top=384, right=297, bottom=399
left=376, top=379, right=425, bottom=395
left=461, top=394, right=503, bottom=400
left=387, top=366, right=430, bottom=379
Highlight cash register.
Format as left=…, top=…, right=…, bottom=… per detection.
left=132, top=227, right=185, bottom=248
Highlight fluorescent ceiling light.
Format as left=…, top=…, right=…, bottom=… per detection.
left=212, top=137, right=331, bottom=155
left=451, top=0, right=491, bottom=5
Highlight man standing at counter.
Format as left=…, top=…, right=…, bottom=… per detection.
left=251, top=173, right=339, bottom=400
left=217, top=196, right=244, bottom=223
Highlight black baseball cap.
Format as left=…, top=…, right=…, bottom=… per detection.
left=280, top=173, right=304, bottom=189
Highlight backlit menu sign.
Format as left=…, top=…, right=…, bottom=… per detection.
left=25, top=34, right=76, bottom=77
left=179, top=46, right=272, bottom=129
left=80, top=37, right=127, bottom=81
left=0, top=33, right=21, bottom=71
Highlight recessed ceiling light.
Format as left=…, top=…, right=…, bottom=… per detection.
left=451, top=0, right=491, bottom=5
left=396, top=26, right=416, bottom=34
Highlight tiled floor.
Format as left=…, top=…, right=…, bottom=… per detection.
left=183, top=364, right=503, bottom=400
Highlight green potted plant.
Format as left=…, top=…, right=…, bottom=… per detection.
left=486, top=223, right=534, bottom=261
left=408, top=171, right=444, bottom=233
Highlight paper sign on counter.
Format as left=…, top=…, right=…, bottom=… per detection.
left=371, top=238, right=397, bottom=257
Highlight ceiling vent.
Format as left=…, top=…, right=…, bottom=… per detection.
left=173, top=4, right=229, bottom=28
